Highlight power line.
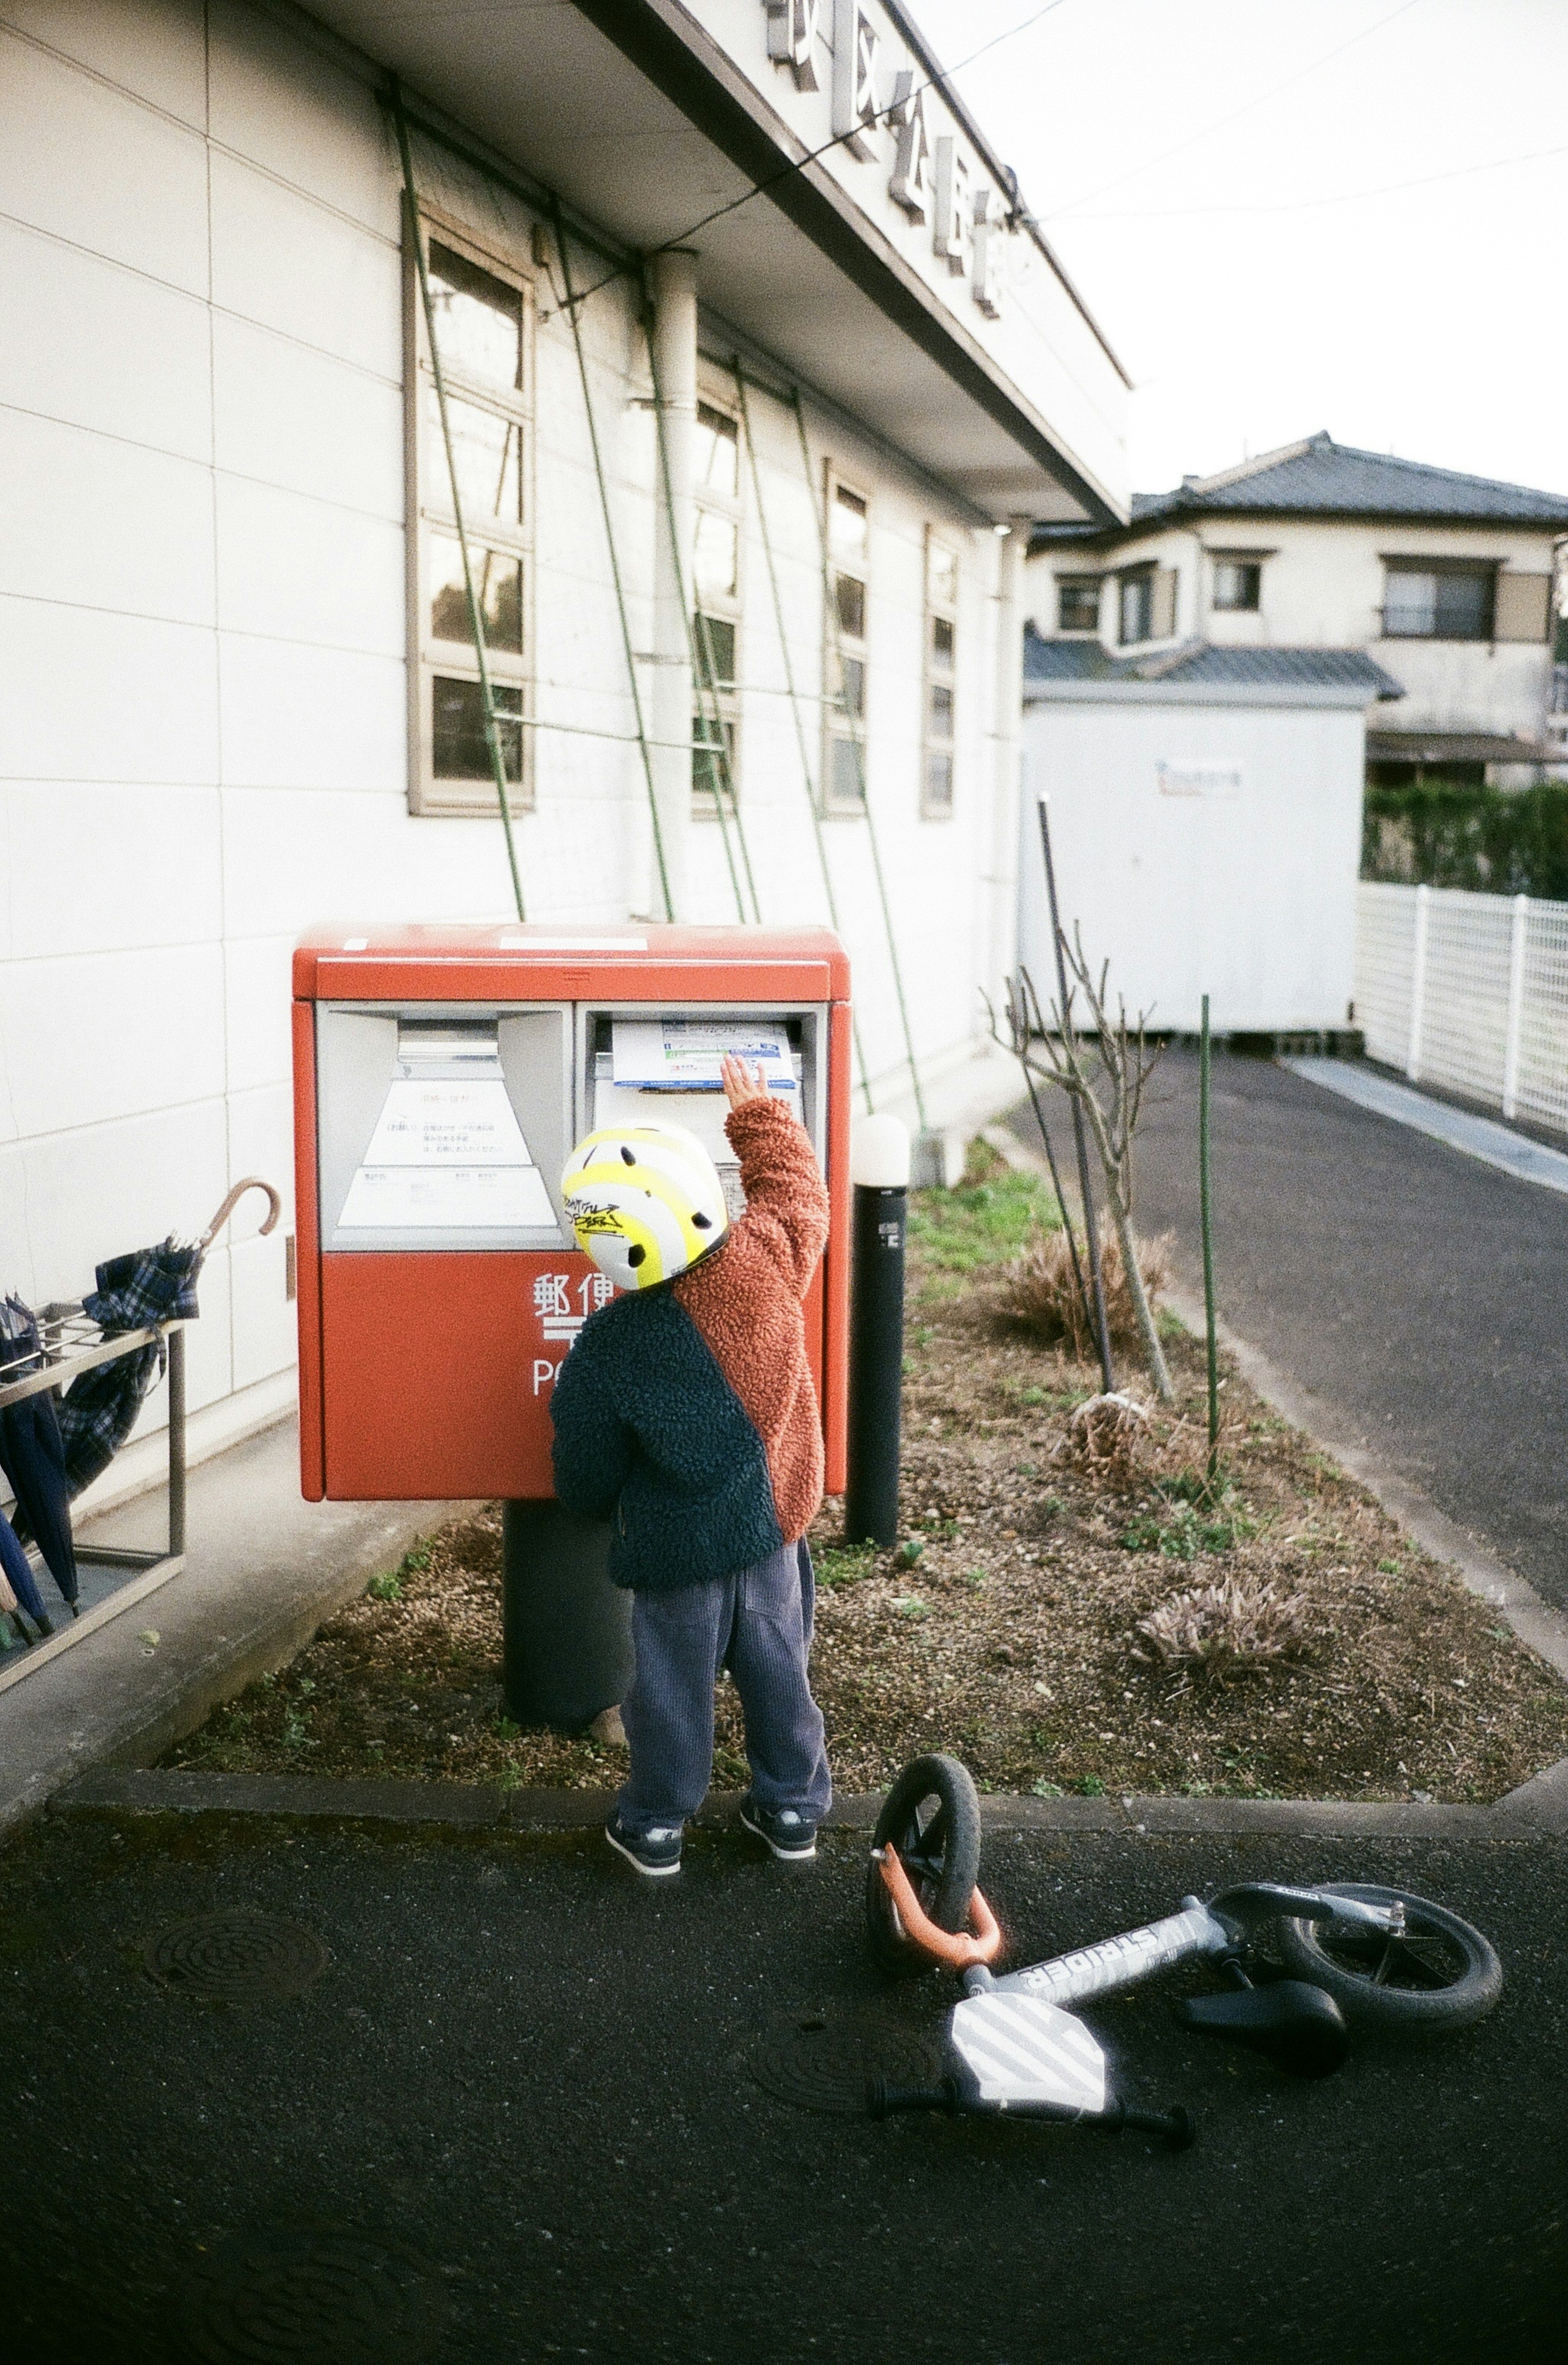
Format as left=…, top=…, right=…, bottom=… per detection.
left=1067, top=138, right=1568, bottom=222
left=557, top=0, right=1073, bottom=314
left=1044, top=0, right=1424, bottom=221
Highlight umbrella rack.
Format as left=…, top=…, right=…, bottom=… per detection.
left=0, top=1312, right=189, bottom=1694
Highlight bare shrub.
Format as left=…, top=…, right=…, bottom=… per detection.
left=1059, top=1389, right=1153, bottom=1475
left=1131, top=1576, right=1311, bottom=1681
left=1002, top=1220, right=1172, bottom=1356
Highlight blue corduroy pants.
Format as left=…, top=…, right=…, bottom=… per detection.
left=617, top=1539, right=832, bottom=1836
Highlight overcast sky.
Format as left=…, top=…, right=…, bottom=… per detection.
left=910, top=0, right=1568, bottom=501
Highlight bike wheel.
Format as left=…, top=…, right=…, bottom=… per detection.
left=865, top=1754, right=982, bottom=1980
left=1274, top=1882, right=1502, bottom=2031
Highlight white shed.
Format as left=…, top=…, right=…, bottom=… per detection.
left=1017, top=637, right=1404, bottom=1036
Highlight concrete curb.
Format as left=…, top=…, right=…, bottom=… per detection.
left=45, top=1765, right=1560, bottom=1844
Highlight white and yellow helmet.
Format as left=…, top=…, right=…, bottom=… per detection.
left=561, top=1121, right=730, bottom=1292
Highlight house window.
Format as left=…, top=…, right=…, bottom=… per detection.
left=1382, top=564, right=1495, bottom=640
left=1057, top=576, right=1100, bottom=633
left=923, top=534, right=958, bottom=818
left=692, top=399, right=743, bottom=811
left=408, top=224, right=533, bottom=815
left=1119, top=570, right=1154, bottom=645
left=1212, top=558, right=1261, bottom=612
left=824, top=475, right=869, bottom=811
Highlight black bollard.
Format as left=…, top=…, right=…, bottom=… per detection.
left=501, top=1499, right=633, bottom=1732
left=845, top=1116, right=910, bottom=1548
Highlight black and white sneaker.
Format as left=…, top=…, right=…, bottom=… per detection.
left=604, top=1812, right=682, bottom=1878
left=738, top=1796, right=817, bottom=1861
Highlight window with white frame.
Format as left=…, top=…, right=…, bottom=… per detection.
left=407, top=220, right=533, bottom=816
left=922, top=533, right=958, bottom=818
left=691, top=399, right=743, bottom=812
left=1118, top=568, right=1154, bottom=644
left=824, top=475, right=869, bottom=811
left=1211, top=557, right=1261, bottom=612
left=1381, top=561, right=1495, bottom=641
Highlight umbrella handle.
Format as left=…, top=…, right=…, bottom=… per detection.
left=198, top=1177, right=282, bottom=1252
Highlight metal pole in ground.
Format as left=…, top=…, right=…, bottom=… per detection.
left=1035, top=795, right=1114, bottom=1392
left=845, top=1115, right=910, bottom=1548
left=1200, top=992, right=1220, bottom=1488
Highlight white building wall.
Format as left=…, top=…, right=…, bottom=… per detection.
left=1018, top=698, right=1368, bottom=1035
left=1, top=0, right=1016, bottom=1494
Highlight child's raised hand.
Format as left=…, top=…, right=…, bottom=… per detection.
left=721, top=1054, right=773, bottom=1111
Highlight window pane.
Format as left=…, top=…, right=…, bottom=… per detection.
left=1384, top=571, right=1437, bottom=635
left=929, top=544, right=958, bottom=608
left=1435, top=570, right=1492, bottom=637
left=429, top=535, right=523, bottom=652
left=695, top=613, right=736, bottom=686
left=925, top=749, right=953, bottom=810
left=830, top=732, right=864, bottom=804
left=927, top=681, right=954, bottom=737
left=695, top=403, right=739, bottom=498
left=428, top=242, right=522, bottom=392
left=432, top=676, right=523, bottom=781
left=835, top=570, right=866, bottom=641
left=692, top=712, right=735, bottom=800
left=931, top=613, right=955, bottom=666
left=831, top=485, right=868, bottom=564
left=1120, top=575, right=1152, bottom=644
left=693, top=510, right=738, bottom=605
left=427, top=391, right=522, bottom=526
left=1059, top=577, right=1099, bottom=632
left=836, top=652, right=865, bottom=718
left=1213, top=560, right=1260, bottom=612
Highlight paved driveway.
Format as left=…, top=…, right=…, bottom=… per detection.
left=4, top=1810, right=1563, bottom=2364
left=1047, top=1053, right=1568, bottom=1612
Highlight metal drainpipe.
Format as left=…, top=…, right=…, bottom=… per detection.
left=983, top=519, right=1029, bottom=1003
left=649, top=250, right=699, bottom=922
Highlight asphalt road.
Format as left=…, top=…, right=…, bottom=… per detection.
left=1047, top=1052, right=1568, bottom=1612
left=4, top=1810, right=1565, bottom=2364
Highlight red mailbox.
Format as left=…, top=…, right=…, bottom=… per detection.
left=292, top=924, right=851, bottom=1505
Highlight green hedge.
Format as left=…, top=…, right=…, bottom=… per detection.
left=1362, top=779, right=1568, bottom=900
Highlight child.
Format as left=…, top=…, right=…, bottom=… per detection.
left=550, top=1053, right=832, bottom=1876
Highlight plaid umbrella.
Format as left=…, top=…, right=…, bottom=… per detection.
left=0, top=1296, right=76, bottom=1614
left=55, top=1242, right=202, bottom=1498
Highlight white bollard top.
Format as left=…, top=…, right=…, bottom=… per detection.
left=851, top=1113, right=911, bottom=1190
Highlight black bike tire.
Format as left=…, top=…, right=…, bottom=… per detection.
left=864, top=1754, right=982, bottom=1980
left=1274, top=1882, right=1502, bottom=2031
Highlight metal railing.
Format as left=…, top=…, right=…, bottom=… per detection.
left=1356, top=880, right=1568, bottom=1137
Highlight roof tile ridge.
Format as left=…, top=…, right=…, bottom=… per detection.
left=1181, top=434, right=1327, bottom=499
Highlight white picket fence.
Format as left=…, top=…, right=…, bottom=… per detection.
left=1356, top=881, right=1568, bottom=1136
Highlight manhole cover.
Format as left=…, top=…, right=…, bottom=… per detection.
left=174, top=2233, right=437, bottom=2364
left=144, top=1912, right=331, bottom=2004
left=747, top=2007, right=944, bottom=2116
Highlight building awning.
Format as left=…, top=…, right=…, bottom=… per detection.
left=301, top=0, right=1127, bottom=523
left=1366, top=730, right=1559, bottom=766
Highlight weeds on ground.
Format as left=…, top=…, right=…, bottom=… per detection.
left=1000, top=1217, right=1172, bottom=1357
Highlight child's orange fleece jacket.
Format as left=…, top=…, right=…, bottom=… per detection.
left=549, top=1096, right=831, bottom=1590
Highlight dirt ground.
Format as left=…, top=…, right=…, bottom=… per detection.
left=167, top=1152, right=1568, bottom=1802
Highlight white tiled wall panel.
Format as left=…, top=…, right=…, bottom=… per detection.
left=208, top=0, right=399, bottom=238
left=219, top=789, right=515, bottom=937
left=0, top=27, right=209, bottom=293
left=0, top=409, right=216, bottom=623
left=212, top=313, right=403, bottom=516
left=0, top=598, right=220, bottom=784
left=215, top=475, right=405, bottom=655
left=209, top=151, right=401, bottom=377
left=2, top=0, right=208, bottom=127
left=223, top=934, right=297, bottom=1094
left=5, top=784, right=222, bottom=957
left=17, top=1097, right=229, bottom=1304
left=229, top=1227, right=297, bottom=1389
left=217, top=640, right=406, bottom=793
left=0, top=220, right=212, bottom=463
left=3, top=943, right=227, bottom=1136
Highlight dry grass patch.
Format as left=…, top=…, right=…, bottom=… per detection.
left=167, top=1141, right=1568, bottom=1804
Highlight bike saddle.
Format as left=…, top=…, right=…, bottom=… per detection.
left=1178, top=1981, right=1350, bottom=2078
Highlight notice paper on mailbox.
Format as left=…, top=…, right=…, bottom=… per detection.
left=611, top=1019, right=796, bottom=1094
